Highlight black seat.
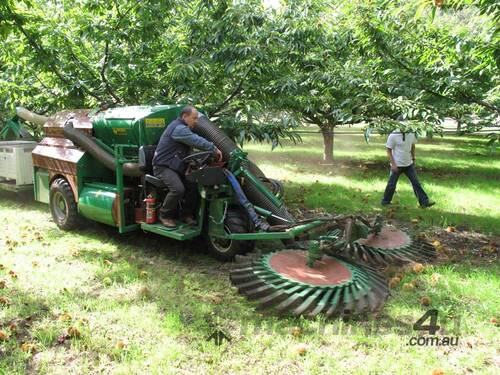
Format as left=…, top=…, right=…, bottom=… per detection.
left=138, top=145, right=157, bottom=174
left=145, top=174, right=166, bottom=188
left=139, top=145, right=168, bottom=190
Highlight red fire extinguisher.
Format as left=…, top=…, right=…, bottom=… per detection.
left=144, top=194, right=157, bottom=224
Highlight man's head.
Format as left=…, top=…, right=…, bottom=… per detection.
left=180, top=106, right=198, bottom=129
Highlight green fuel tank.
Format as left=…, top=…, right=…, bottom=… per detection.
left=78, top=182, right=119, bottom=226
left=91, top=105, right=185, bottom=148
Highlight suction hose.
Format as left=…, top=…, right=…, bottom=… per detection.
left=194, top=115, right=295, bottom=226
left=63, top=122, right=143, bottom=178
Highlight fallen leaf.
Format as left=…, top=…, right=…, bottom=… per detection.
left=138, top=286, right=151, bottom=299
left=389, top=277, right=400, bottom=289
left=139, top=270, right=148, bottom=278
left=411, top=218, right=419, bottom=224
left=430, top=273, right=441, bottom=285
left=445, top=226, right=455, bottom=233
left=421, top=296, right=431, bottom=306
left=0, top=296, right=10, bottom=305
left=21, top=342, right=36, bottom=353
left=8, top=270, right=17, bottom=279
left=58, top=313, right=72, bottom=322
left=431, top=369, right=444, bottom=375
left=0, top=331, right=8, bottom=341
left=0, top=280, right=6, bottom=289
left=291, top=326, right=302, bottom=337
left=413, top=263, right=424, bottom=273
left=295, top=343, right=309, bottom=356
left=403, top=283, right=414, bottom=291
left=67, top=326, right=81, bottom=338
left=115, top=340, right=127, bottom=349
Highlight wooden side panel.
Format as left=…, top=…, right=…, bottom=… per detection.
left=32, top=136, right=84, bottom=200
left=32, top=145, right=83, bottom=175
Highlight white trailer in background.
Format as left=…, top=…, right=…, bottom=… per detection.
left=0, top=140, right=37, bottom=192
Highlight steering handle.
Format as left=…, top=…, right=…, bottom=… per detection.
left=182, top=151, right=213, bottom=163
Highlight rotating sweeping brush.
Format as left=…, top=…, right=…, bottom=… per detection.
left=230, top=250, right=388, bottom=318
left=329, top=226, right=436, bottom=265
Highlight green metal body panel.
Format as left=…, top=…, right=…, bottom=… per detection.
left=34, top=168, right=49, bottom=203
left=76, top=153, right=113, bottom=194
left=78, top=182, right=118, bottom=226
left=91, top=105, right=186, bottom=149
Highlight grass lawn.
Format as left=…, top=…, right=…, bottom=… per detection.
left=0, top=132, right=498, bottom=374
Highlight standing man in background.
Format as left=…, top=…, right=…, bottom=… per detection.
left=381, top=130, right=435, bottom=208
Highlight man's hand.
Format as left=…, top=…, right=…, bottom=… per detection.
left=214, top=148, right=223, bottom=162
left=390, top=163, right=399, bottom=173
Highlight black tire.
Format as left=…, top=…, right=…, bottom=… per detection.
left=206, top=207, right=256, bottom=261
left=49, top=178, right=81, bottom=230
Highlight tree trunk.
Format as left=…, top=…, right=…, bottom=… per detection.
left=321, top=127, right=334, bottom=162
left=456, top=119, right=462, bottom=135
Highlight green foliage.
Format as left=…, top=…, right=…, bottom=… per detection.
left=0, top=0, right=498, bottom=148
left=364, top=119, right=443, bottom=143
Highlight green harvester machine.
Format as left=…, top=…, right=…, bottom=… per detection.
left=2, top=105, right=435, bottom=318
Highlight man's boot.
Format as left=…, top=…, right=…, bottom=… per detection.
left=159, top=216, right=177, bottom=228
left=181, top=215, right=197, bottom=226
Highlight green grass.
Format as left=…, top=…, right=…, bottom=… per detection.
left=0, top=133, right=499, bottom=374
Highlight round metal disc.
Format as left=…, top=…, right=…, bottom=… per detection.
left=357, top=227, right=411, bottom=249
left=345, top=225, right=436, bottom=265
left=268, top=250, right=352, bottom=286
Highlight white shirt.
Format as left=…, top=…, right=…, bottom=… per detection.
left=386, top=132, right=416, bottom=167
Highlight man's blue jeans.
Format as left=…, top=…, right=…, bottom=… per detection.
left=381, top=163, right=430, bottom=205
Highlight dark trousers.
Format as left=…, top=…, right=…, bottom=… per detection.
left=153, top=166, right=200, bottom=219
left=381, top=163, right=430, bottom=205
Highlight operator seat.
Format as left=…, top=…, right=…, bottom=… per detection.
left=138, top=145, right=167, bottom=189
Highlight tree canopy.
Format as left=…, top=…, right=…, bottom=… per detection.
left=1, top=0, right=498, bottom=154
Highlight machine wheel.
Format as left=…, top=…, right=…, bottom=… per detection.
left=49, top=178, right=81, bottom=230
left=206, top=207, right=255, bottom=261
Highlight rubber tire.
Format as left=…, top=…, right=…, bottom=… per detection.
left=206, top=207, right=256, bottom=261
left=49, top=178, right=81, bottom=230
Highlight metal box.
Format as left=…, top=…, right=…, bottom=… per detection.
left=0, top=141, right=37, bottom=187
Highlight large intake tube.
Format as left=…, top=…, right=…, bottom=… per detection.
left=63, top=122, right=143, bottom=178
left=194, top=115, right=295, bottom=226
left=16, top=107, right=49, bottom=126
